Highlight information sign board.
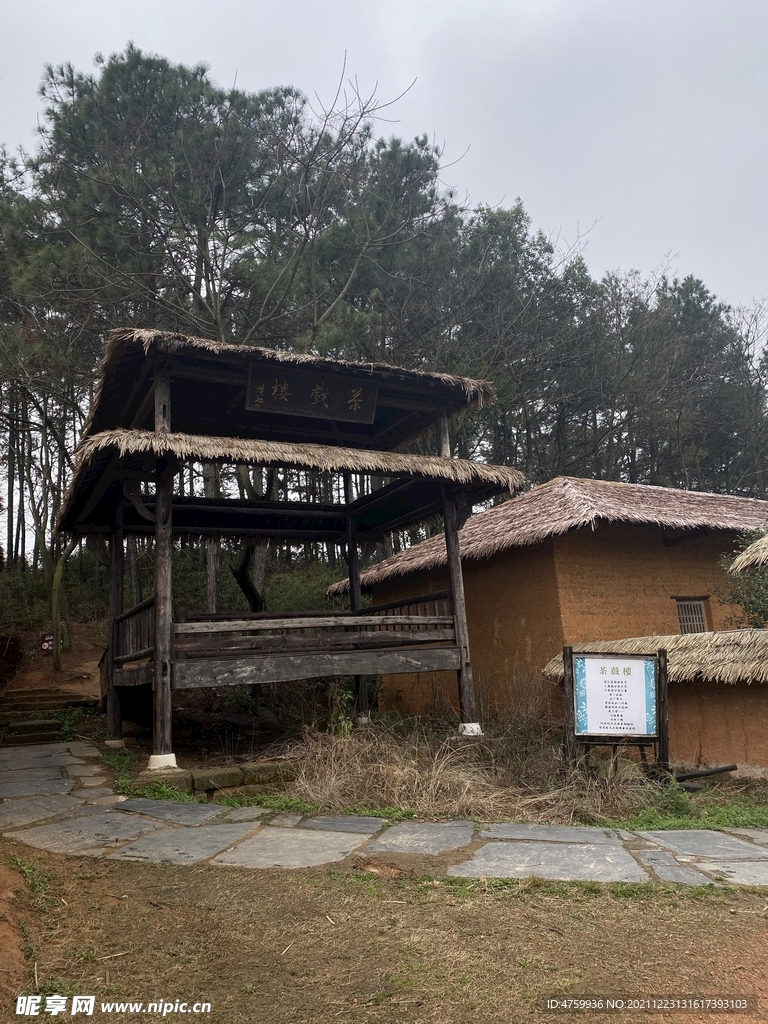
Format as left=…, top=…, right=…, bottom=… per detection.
left=573, top=653, right=657, bottom=737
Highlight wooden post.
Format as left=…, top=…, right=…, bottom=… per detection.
left=344, top=472, right=368, bottom=722
left=443, top=485, right=480, bottom=732
left=151, top=360, right=175, bottom=765
left=438, top=411, right=480, bottom=733
left=562, top=645, right=577, bottom=767
left=436, top=411, right=451, bottom=459
left=106, top=503, right=124, bottom=743
left=657, top=648, right=670, bottom=773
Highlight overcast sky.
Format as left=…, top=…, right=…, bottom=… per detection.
left=1, top=0, right=766, bottom=309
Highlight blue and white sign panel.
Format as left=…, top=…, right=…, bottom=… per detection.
left=573, top=654, right=657, bottom=737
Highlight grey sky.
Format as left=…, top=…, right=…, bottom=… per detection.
left=2, top=0, right=766, bottom=309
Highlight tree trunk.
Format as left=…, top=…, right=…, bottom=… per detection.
left=128, top=536, right=143, bottom=605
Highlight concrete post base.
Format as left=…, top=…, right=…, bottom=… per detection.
left=147, top=753, right=178, bottom=770
left=104, top=739, right=126, bottom=750
left=355, top=714, right=371, bottom=726
left=457, top=722, right=483, bottom=737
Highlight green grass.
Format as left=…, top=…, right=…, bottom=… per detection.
left=610, top=781, right=768, bottom=831
left=341, top=804, right=417, bottom=822
left=132, top=782, right=195, bottom=802
left=212, top=792, right=317, bottom=813
left=9, top=856, right=59, bottom=911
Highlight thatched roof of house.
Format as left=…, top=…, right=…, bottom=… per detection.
left=327, top=475, right=768, bottom=595
left=731, top=535, right=768, bottom=573
left=542, top=629, right=768, bottom=686
left=57, top=429, right=524, bottom=534
left=83, top=328, right=497, bottom=444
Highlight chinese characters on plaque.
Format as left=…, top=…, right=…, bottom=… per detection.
left=245, top=366, right=378, bottom=423
left=573, top=654, right=658, bottom=737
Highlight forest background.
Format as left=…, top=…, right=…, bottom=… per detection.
left=1, top=46, right=767, bottom=640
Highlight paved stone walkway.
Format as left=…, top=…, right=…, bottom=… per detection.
left=2, top=742, right=768, bottom=885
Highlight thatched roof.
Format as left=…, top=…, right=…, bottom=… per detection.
left=327, top=475, right=768, bottom=595
left=83, top=328, right=497, bottom=445
left=731, top=535, right=768, bottom=573
left=57, top=429, right=524, bottom=534
left=542, top=629, right=768, bottom=686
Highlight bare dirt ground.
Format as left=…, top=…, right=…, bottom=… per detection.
left=0, top=859, right=26, bottom=1012
left=2, top=837, right=767, bottom=1024
left=5, top=625, right=103, bottom=701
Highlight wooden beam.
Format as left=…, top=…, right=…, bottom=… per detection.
left=175, top=614, right=454, bottom=634
left=173, top=647, right=461, bottom=689
left=117, top=358, right=154, bottom=426
left=76, top=453, right=121, bottom=524
left=115, top=663, right=153, bottom=688
left=129, top=383, right=156, bottom=429
left=106, top=503, right=124, bottom=740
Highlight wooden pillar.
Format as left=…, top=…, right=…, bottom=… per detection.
left=443, top=485, right=480, bottom=731
left=562, top=645, right=577, bottom=767
left=438, top=410, right=480, bottom=733
left=106, top=503, right=124, bottom=744
left=344, top=473, right=368, bottom=722
left=151, top=360, right=175, bottom=765
left=657, top=648, right=670, bottom=773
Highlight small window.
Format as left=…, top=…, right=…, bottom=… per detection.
left=676, top=599, right=708, bottom=634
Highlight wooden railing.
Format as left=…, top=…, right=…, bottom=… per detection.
left=114, top=595, right=155, bottom=664
left=173, top=592, right=454, bottom=661
left=367, top=590, right=452, bottom=630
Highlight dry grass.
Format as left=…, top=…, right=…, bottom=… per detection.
left=286, top=665, right=659, bottom=824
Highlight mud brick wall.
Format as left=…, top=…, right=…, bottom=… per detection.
left=375, top=523, right=765, bottom=766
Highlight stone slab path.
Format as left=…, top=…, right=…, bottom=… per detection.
left=2, top=742, right=768, bottom=885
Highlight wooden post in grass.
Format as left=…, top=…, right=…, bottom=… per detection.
left=657, top=648, right=670, bottom=773
left=344, top=472, right=369, bottom=722
left=562, top=645, right=577, bottom=767
left=106, top=501, right=124, bottom=742
left=151, top=359, right=175, bottom=766
left=438, top=411, right=480, bottom=735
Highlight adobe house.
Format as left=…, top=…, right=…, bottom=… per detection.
left=56, top=328, right=522, bottom=766
left=328, top=476, right=768, bottom=762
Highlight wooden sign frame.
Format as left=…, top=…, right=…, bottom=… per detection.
left=245, top=365, right=378, bottom=423
left=562, top=646, right=669, bottom=771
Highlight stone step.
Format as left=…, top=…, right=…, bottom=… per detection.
left=7, top=718, right=62, bottom=733
left=0, top=730, right=62, bottom=745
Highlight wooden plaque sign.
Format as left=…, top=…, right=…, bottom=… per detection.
left=573, top=653, right=658, bottom=739
left=562, top=646, right=669, bottom=770
left=246, top=365, right=378, bottom=423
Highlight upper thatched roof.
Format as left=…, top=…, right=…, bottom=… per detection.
left=542, top=629, right=768, bottom=686
left=327, top=475, right=768, bottom=595
left=731, top=535, right=768, bottom=573
left=57, top=429, right=524, bottom=534
left=83, top=328, right=497, bottom=448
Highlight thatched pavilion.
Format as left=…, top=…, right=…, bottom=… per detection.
left=57, top=329, right=523, bottom=768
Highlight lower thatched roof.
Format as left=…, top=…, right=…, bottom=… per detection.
left=57, top=429, right=524, bottom=533
left=731, top=535, right=768, bottom=573
left=327, top=475, right=768, bottom=595
left=543, top=629, right=768, bottom=686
